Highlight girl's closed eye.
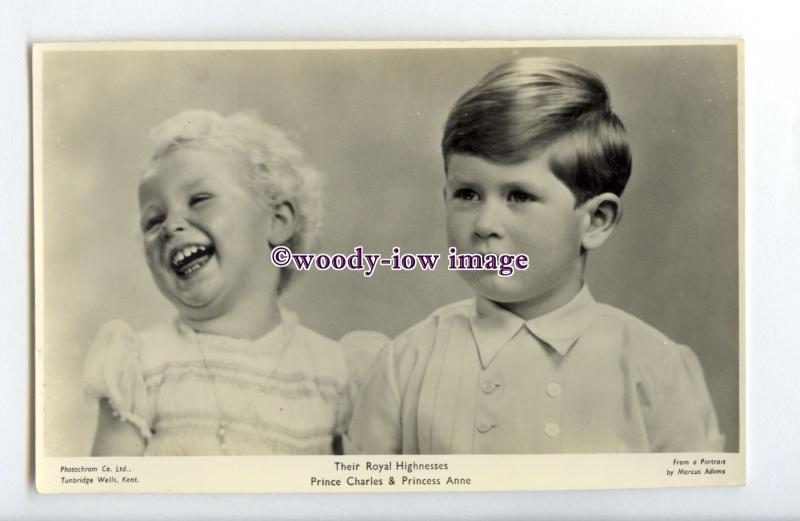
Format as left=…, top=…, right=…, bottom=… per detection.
left=188, top=193, right=213, bottom=207
left=143, top=214, right=165, bottom=232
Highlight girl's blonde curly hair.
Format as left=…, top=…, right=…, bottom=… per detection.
left=146, top=110, right=324, bottom=292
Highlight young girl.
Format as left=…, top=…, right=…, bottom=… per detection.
left=83, top=110, right=379, bottom=456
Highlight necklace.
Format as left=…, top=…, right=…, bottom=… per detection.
left=190, top=318, right=293, bottom=455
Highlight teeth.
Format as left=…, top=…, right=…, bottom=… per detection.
left=170, top=244, right=208, bottom=266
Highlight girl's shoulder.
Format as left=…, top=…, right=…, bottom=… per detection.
left=288, top=317, right=389, bottom=391
left=82, top=320, right=158, bottom=438
left=290, top=322, right=351, bottom=382
left=338, top=329, right=390, bottom=384
left=82, top=320, right=141, bottom=387
left=84, top=318, right=189, bottom=378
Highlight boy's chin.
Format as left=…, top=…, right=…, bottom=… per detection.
left=463, top=272, right=536, bottom=304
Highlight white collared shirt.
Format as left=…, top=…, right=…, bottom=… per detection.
left=346, top=286, right=724, bottom=454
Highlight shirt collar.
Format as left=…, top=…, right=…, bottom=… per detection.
left=469, top=285, right=598, bottom=368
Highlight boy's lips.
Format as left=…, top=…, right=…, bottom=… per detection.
left=166, top=242, right=216, bottom=279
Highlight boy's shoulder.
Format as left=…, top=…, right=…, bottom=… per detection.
left=401, top=297, right=675, bottom=341
left=429, top=298, right=477, bottom=319
left=387, top=295, right=694, bottom=367
left=389, top=298, right=475, bottom=355
left=401, top=297, right=475, bottom=333
left=593, top=303, right=674, bottom=342
left=589, top=302, right=692, bottom=364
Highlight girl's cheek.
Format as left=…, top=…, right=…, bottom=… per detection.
left=143, top=236, right=161, bottom=262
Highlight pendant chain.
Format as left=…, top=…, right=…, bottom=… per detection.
left=193, top=326, right=291, bottom=454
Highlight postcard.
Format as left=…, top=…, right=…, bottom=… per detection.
left=33, top=40, right=744, bottom=493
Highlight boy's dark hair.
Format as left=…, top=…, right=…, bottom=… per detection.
left=442, top=57, right=632, bottom=204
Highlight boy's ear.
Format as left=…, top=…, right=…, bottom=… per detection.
left=579, top=193, right=622, bottom=251
left=267, top=200, right=297, bottom=247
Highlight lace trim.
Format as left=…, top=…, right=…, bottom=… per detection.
left=142, top=360, right=344, bottom=391
left=173, top=307, right=298, bottom=356
left=156, top=414, right=334, bottom=442
left=151, top=425, right=330, bottom=454
left=108, top=405, right=154, bottom=441
left=147, top=368, right=342, bottom=402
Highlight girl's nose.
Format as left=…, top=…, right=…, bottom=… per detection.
left=160, top=216, right=187, bottom=241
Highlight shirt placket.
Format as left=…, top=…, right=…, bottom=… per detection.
left=473, top=362, right=509, bottom=453
left=513, top=332, right=564, bottom=453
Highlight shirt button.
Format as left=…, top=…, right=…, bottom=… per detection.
left=481, top=382, right=496, bottom=394
left=546, top=382, right=562, bottom=397
left=476, top=421, right=494, bottom=433
left=545, top=422, right=560, bottom=437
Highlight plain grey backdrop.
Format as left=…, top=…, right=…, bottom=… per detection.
left=6, top=0, right=800, bottom=519
left=41, top=45, right=739, bottom=457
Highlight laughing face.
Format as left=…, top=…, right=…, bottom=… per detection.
left=138, top=146, right=277, bottom=322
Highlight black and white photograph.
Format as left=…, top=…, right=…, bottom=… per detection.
left=34, top=41, right=743, bottom=492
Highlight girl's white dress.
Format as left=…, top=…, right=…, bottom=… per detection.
left=83, top=310, right=382, bottom=455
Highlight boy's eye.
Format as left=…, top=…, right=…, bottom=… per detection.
left=188, top=193, right=212, bottom=206
left=453, top=188, right=479, bottom=201
left=508, top=190, right=535, bottom=203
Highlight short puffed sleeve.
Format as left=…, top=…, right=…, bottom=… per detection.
left=82, top=320, right=154, bottom=440
left=645, top=344, right=725, bottom=452
left=336, top=330, right=390, bottom=432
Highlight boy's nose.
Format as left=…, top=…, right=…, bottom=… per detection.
left=473, top=204, right=503, bottom=240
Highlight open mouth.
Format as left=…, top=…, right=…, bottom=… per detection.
left=168, top=243, right=216, bottom=279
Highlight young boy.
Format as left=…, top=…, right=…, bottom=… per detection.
left=346, top=57, right=724, bottom=454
